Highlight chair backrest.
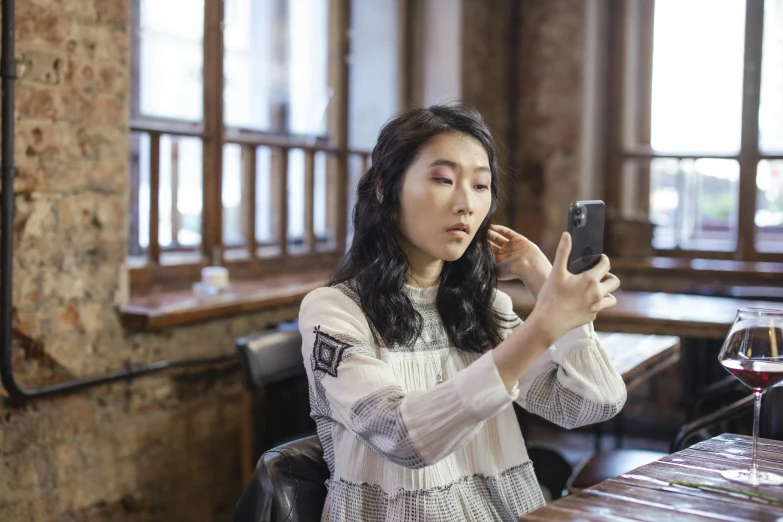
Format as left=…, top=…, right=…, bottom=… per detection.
left=671, top=394, right=754, bottom=452
left=236, top=323, right=304, bottom=390
left=234, top=435, right=328, bottom=522
left=526, top=446, right=573, bottom=500
left=236, top=322, right=316, bottom=465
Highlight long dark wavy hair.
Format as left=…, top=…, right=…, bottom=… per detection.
left=329, top=105, right=506, bottom=354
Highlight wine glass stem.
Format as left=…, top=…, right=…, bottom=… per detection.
left=751, top=391, right=762, bottom=481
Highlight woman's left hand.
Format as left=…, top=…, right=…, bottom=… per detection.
left=488, top=224, right=552, bottom=299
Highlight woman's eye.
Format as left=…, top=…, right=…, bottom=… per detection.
left=475, top=184, right=489, bottom=191
left=433, top=178, right=453, bottom=185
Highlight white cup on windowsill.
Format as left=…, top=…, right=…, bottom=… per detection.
left=193, top=266, right=231, bottom=296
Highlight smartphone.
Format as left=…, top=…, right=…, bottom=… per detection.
left=566, top=200, right=605, bottom=274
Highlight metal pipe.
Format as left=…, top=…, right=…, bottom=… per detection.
left=0, top=0, right=238, bottom=401
left=0, top=0, right=21, bottom=399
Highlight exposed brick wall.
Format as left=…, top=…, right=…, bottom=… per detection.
left=510, top=0, right=587, bottom=256
left=1, top=2, right=300, bottom=520
left=461, top=1, right=588, bottom=256
left=461, top=0, right=513, bottom=224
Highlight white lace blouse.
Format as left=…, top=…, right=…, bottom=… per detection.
left=299, top=280, right=627, bottom=522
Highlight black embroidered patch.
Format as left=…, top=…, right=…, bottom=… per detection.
left=312, top=326, right=351, bottom=377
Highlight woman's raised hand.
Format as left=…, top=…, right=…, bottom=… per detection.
left=488, top=224, right=552, bottom=298
left=528, top=232, right=621, bottom=344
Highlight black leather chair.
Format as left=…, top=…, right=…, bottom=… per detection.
left=233, top=435, right=328, bottom=522
left=526, top=446, right=573, bottom=501
left=233, top=323, right=574, bottom=517
left=671, top=394, right=755, bottom=452
left=235, top=324, right=316, bottom=483
left=236, top=321, right=304, bottom=390
left=232, top=438, right=573, bottom=521
left=235, top=441, right=576, bottom=521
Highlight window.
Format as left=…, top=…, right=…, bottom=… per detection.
left=610, top=0, right=783, bottom=261
left=129, top=0, right=407, bottom=290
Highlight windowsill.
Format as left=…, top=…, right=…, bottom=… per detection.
left=611, top=256, right=783, bottom=276
left=119, top=271, right=329, bottom=331
left=610, top=257, right=783, bottom=296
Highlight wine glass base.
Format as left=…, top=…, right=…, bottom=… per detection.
left=721, top=468, right=783, bottom=486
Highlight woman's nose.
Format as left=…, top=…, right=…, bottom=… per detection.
left=452, top=184, right=475, bottom=215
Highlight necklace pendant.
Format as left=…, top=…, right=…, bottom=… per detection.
left=435, top=373, right=443, bottom=385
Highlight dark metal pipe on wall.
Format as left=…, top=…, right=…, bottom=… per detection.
left=0, top=0, right=23, bottom=399
left=0, top=0, right=237, bottom=401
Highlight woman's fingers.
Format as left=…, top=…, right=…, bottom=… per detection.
left=489, top=224, right=519, bottom=239
left=586, top=254, right=611, bottom=280
left=552, top=232, right=572, bottom=274
left=590, top=274, right=620, bottom=312
left=597, top=292, right=618, bottom=310
left=488, top=228, right=509, bottom=245
left=599, top=273, right=621, bottom=296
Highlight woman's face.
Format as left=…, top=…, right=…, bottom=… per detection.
left=395, top=132, right=492, bottom=266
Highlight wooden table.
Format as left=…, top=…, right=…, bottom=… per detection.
left=499, top=282, right=783, bottom=340
left=520, top=434, right=783, bottom=521
left=501, top=282, right=783, bottom=417
left=586, top=333, right=679, bottom=450
left=597, top=332, right=680, bottom=391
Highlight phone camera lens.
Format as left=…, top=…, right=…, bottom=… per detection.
left=573, top=219, right=581, bottom=227
left=575, top=208, right=582, bottom=215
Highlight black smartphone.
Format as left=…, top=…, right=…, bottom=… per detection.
left=566, top=200, right=605, bottom=274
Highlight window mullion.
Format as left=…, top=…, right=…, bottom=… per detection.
left=737, top=0, right=765, bottom=260
left=327, top=0, right=351, bottom=253
left=202, top=0, right=226, bottom=264
left=605, top=0, right=627, bottom=221
left=397, top=0, right=413, bottom=112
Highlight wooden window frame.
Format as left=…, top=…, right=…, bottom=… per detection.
left=606, top=0, right=783, bottom=263
left=128, top=0, right=412, bottom=295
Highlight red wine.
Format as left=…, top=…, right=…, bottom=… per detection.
left=721, top=359, right=783, bottom=392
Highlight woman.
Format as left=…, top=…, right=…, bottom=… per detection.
left=299, top=104, right=626, bottom=521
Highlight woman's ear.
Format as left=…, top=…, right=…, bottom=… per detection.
left=375, top=180, right=384, bottom=204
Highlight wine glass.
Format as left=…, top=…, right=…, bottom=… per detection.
left=717, top=308, right=783, bottom=486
